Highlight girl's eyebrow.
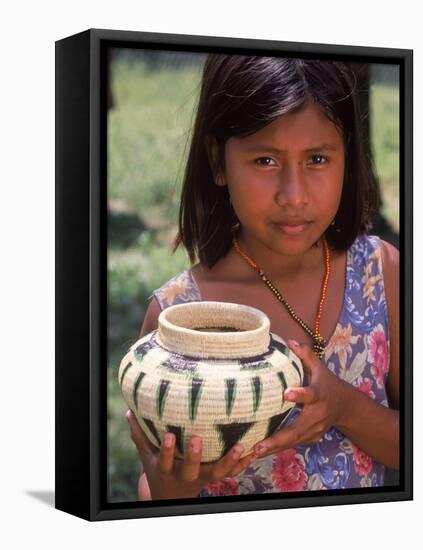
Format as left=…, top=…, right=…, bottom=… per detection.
left=242, top=143, right=339, bottom=153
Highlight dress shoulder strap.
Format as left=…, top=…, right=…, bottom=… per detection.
left=152, top=270, right=202, bottom=311
left=346, top=233, right=389, bottom=335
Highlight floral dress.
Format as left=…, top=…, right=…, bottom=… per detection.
left=152, top=234, right=391, bottom=494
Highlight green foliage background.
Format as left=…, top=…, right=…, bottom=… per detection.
left=107, top=52, right=399, bottom=502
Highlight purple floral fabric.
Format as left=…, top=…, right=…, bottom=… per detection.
left=152, top=234, right=391, bottom=494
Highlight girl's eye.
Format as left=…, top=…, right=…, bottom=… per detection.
left=308, top=154, right=328, bottom=166
left=254, top=157, right=276, bottom=167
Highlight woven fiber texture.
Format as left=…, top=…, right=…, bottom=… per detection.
left=119, top=301, right=304, bottom=462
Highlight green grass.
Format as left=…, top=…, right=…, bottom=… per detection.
left=107, top=57, right=400, bottom=502
left=370, top=82, right=400, bottom=231
left=108, top=58, right=204, bottom=228
left=107, top=57, right=203, bottom=502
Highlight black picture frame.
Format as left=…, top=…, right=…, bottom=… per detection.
left=55, top=28, right=413, bottom=521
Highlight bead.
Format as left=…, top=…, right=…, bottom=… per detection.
left=232, top=234, right=331, bottom=358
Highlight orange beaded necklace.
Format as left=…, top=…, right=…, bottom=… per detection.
left=232, top=231, right=331, bottom=358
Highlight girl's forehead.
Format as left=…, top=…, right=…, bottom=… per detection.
left=232, top=104, right=343, bottom=150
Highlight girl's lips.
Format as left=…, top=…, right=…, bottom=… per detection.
left=273, top=222, right=310, bottom=235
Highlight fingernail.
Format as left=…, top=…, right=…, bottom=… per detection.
left=125, top=410, right=132, bottom=420
left=255, top=444, right=267, bottom=455
left=190, top=437, right=201, bottom=453
left=285, top=389, right=296, bottom=400
left=289, top=339, right=300, bottom=348
left=232, top=444, right=243, bottom=458
left=164, top=434, right=174, bottom=448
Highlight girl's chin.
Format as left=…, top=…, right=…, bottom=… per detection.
left=238, top=225, right=323, bottom=255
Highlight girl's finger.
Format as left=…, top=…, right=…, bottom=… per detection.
left=158, top=432, right=176, bottom=474
left=287, top=340, right=321, bottom=376
left=284, top=386, right=318, bottom=405
left=253, top=414, right=311, bottom=456
left=209, top=443, right=245, bottom=480
left=180, top=436, right=203, bottom=482
left=227, top=451, right=257, bottom=477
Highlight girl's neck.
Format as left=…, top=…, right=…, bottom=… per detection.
left=234, top=230, right=326, bottom=281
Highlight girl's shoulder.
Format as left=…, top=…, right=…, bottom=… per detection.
left=151, top=251, right=241, bottom=312
left=350, top=232, right=383, bottom=257
left=346, top=234, right=399, bottom=334
left=349, top=233, right=399, bottom=276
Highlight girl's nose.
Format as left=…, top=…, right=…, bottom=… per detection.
left=274, top=165, right=309, bottom=208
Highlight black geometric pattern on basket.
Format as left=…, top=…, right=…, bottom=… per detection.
left=216, top=421, right=255, bottom=458
left=265, top=408, right=293, bottom=438
left=119, top=361, right=132, bottom=386
left=189, top=377, right=203, bottom=421
left=277, top=371, right=288, bottom=395
left=157, top=379, right=171, bottom=419
left=251, top=376, right=262, bottom=413
left=240, top=361, right=273, bottom=371
left=160, top=353, right=198, bottom=374
left=166, top=424, right=185, bottom=456
left=134, top=336, right=157, bottom=360
left=238, top=337, right=288, bottom=370
left=133, top=371, right=146, bottom=410
left=225, top=378, right=236, bottom=417
left=269, top=336, right=289, bottom=356
left=142, top=416, right=161, bottom=447
left=238, top=353, right=272, bottom=366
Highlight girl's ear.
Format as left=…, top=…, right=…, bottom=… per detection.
left=205, top=136, right=226, bottom=187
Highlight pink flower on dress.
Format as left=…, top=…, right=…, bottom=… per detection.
left=352, top=444, right=373, bottom=476
left=355, top=377, right=376, bottom=400
left=204, top=478, right=239, bottom=496
left=367, top=324, right=390, bottom=389
left=271, top=449, right=307, bottom=492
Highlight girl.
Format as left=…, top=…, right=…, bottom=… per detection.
left=126, top=54, right=400, bottom=499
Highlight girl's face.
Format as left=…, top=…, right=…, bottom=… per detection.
left=219, top=102, right=345, bottom=257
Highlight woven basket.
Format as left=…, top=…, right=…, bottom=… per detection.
left=118, top=301, right=304, bottom=462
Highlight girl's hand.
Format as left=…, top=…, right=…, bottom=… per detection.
left=126, top=410, right=257, bottom=500
left=253, top=340, right=348, bottom=458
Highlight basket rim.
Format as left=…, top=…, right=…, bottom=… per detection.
left=157, top=301, right=271, bottom=359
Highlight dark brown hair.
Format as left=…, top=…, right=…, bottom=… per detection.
left=175, top=54, right=380, bottom=267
